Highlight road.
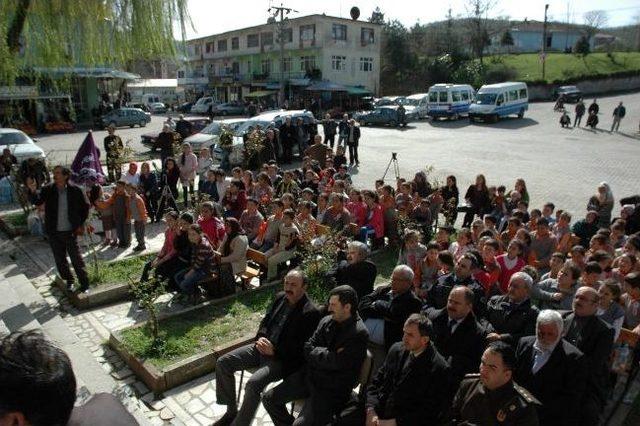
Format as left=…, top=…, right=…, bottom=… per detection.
left=36, top=91, right=640, bottom=219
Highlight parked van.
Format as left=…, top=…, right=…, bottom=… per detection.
left=426, top=84, right=475, bottom=120
left=404, top=93, right=429, bottom=119
left=190, top=96, right=219, bottom=114
left=140, top=93, right=161, bottom=105
left=468, top=82, right=528, bottom=122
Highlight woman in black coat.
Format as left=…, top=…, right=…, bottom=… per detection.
left=138, top=162, right=159, bottom=222
left=462, top=174, right=490, bottom=228
left=441, top=175, right=460, bottom=225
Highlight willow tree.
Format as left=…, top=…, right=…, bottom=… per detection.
left=0, top=0, right=191, bottom=84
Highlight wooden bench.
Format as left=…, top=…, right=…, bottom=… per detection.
left=247, top=248, right=268, bottom=285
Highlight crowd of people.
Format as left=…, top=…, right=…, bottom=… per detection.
left=13, top=112, right=640, bottom=425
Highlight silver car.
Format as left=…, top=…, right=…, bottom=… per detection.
left=0, top=128, right=46, bottom=162
left=99, top=108, right=151, bottom=129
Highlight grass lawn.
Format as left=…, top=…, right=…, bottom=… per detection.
left=489, top=52, right=640, bottom=83
left=2, top=211, right=28, bottom=228
left=87, top=253, right=156, bottom=287
left=372, top=246, right=399, bottom=285
left=120, top=288, right=275, bottom=368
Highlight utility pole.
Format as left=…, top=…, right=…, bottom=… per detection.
left=542, top=4, right=549, bottom=81
left=268, top=3, right=296, bottom=107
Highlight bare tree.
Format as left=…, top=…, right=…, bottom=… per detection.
left=466, top=0, right=498, bottom=65
left=584, top=10, right=609, bottom=39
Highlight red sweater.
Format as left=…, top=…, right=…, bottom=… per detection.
left=496, top=254, right=526, bottom=293
left=365, top=204, right=384, bottom=238
left=198, top=216, right=226, bottom=248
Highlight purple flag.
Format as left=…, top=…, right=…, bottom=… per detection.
left=70, top=131, right=105, bottom=185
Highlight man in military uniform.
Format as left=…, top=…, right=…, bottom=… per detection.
left=450, top=341, right=539, bottom=426
left=103, top=125, right=123, bottom=182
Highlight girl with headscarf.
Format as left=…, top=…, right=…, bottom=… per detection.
left=587, top=182, right=614, bottom=228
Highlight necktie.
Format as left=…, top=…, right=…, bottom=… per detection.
left=532, top=349, right=545, bottom=374
left=448, top=319, right=457, bottom=334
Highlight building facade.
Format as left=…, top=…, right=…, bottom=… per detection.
left=489, top=22, right=596, bottom=54
left=179, top=14, right=382, bottom=102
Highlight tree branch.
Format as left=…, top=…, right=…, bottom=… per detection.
left=6, top=0, right=31, bottom=54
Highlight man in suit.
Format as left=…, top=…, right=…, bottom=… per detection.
left=27, top=165, right=90, bottom=292
left=514, top=309, right=586, bottom=425
left=327, top=241, right=377, bottom=301
left=262, top=285, right=369, bottom=426
left=345, top=119, right=361, bottom=166
left=213, top=270, right=321, bottom=426
left=484, top=272, right=539, bottom=347
left=563, top=286, right=615, bottom=426
left=360, top=265, right=422, bottom=371
left=365, top=313, right=450, bottom=425
left=278, top=117, right=296, bottom=164
left=450, top=341, right=540, bottom=426
left=425, top=285, right=485, bottom=386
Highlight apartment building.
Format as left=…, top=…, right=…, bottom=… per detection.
left=179, top=14, right=382, bottom=102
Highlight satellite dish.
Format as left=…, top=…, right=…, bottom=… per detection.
left=350, top=7, right=360, bottom=20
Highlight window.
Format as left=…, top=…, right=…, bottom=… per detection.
left=331, top=55, right=347, bottom=71
left=177, top=70, right=184, bottom=78
left=231, top=37, right=239, bottom=50
left=194, top=44, right=201, bottom=55
left=261, top=59, right=271, bottom=74
left=332, top=24, right=347, bottom=41
left=281, top=57, right=292, bottom=73
left=205, top=42, right=214, bottom=53
left=278, top=28, right=293, bottom=43
left=217, top=39, right=227, bottom=52
left=509, top=90, right=518, bottom=101
left=497, top=94, right=504, bottom=104
left=361, top=28, right=375, bottom=44
left=439, top=92, right=448, bottom=103
left=300, top=24, right=315, bottom=41
left=451, top=91, right=461, bottom=102
left=232, top=62, right=240, bottom=74
left=300, top=56, right=316, bottom=71
left=261, top=32, right=273, bottom=46
left=461, top=91, right=470, bottom=101
left=359, top=57, right=373, bottom=72
left=247, top=34, right=259, bottom=48
left=519, top=88, right=528, bottom=98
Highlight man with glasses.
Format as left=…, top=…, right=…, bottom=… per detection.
left=563, top=287, right=615, bottom=426
left=27, top=166, right=90, bottom=293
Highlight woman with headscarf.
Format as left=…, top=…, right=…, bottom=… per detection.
left=587, top=182, right=614, bottom=228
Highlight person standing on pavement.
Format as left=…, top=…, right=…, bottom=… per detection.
left=179, top=142, right=198, bottom=208
left=27, top=166, right=90, bottom=292
left=611, top=101, right=626, bottom=132
left=338, top=113, right=349, bottom=147
left=278, top=117, right=295, bottom=164
left=294, top=117, right=309, bottom=158
left=103, top=125, right=123, bottom=182
left=346, top=119, right=361, bottom=166
left=155, top=124, right=180, bottom=166
left=574, top=99, right=586, bottom=127
left=321, top=113, right=338, bottom=149
left=175, top=114, right=193, bottom=139
left=588, top=99, right=599, bottom=116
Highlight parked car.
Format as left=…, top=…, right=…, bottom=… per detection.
left=148, top=102, right=167, bottom=114
left=191, top=96, right=220, bottom=114
left=141, top=117, right=212, bottom=151
left=212, top=102, right=246, bottom=116
left=98, top=108, right=151, bottom=129
left=356, top=106, right=405, bottom=127
left=404, top=93, right=429, bottom=119
left=129, top=103, right=150, bottom=112
left=552, top=85, right=583, bottom=103
left=375, top=96, right=404, bottom=107
left=0, top=128, right=46, bottom=162
left=185, top=118, right=246, bottom=153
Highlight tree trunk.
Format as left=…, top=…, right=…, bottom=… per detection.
left=6, top=0, right=31, bottom=54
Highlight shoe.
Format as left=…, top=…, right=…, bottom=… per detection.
left=66, top=281, right=75, bottom=292
left=212, top=410, right=237, bottom=426
left=78, top=285, right=89, bottom=294
left=133, top=245, right=146, bottom=252
left=118, top=243, right=130, bottom=249
left=110, top=240, right=119, bottom=247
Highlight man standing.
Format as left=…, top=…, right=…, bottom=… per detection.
left=450, top=342, right=540, bottom=425
left=213, top=270, right=320, bottom=426
left=611, top=101, right=626, bottom=132
left=175, top=114, right=193, bottom=139
left=155, top=124, right=180, bottom=165
left=514, top=310, right=585, bottom=425
left=279, top=117, right=295, bottom=164
left=321, top=113, right=338, bottom=148
left=563, top=286, right=615, bottom=426
left=262, top=285, right=369, bottom=426
left=294, top=117, right=309, bottom=158
left=304, top=134, right=331, bottom=169
left=588, top=98, right=599, bottom=116
left=337, top=113, right=349, bottom=147
left=365, top=314, right=450, bottom=425
left=425, top=286, right=485, bottom=385
left=103, top=125, right=123, bottom=182
left=484, top=272, right=539, bottom=347
left=574, top=99, right=586, bottom=127
left=327, top=241, right=377, bottom=301
left=346, top=119, right=361, bottom=166
left=27, top=166, right=90, bottom=292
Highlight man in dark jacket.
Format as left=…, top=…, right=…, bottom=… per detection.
left=483, top=272, right=539, bottom=347
left=574, top=99, right=586, bottom=127
left=175, top=114, right=193, bottom=139
left=611, top=101, right=626, bottom=132
left=425, top=285, right=485, bottom=385
left=588, top=99, right=599, bottom=115
left=337, top=113, right=349, bottom=147
left=321, top=113, right=338, bottom=148
left=103, top=125, right=123, bottom=182
left=213, top=270, right=320, bottom=426
left=366, top=313, right=450, bottom=425
left=345, top=119, right=361, bottom=166
left=154, top=124, right=180, bottom=165
left=27, top=166, right=90, bottom=292
left=563, top=286, right=615, bottom=426
left=571, top=210, right=599, bottom=247
left=514, top=309, right=586, bottom=425
left=278, top=117, right=296, bottom=164
left=262, top=285, right=369, bottom=426
left=327, top=241, right=377, bottom=301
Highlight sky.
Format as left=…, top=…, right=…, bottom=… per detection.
left=181, top=0, right=640, bottom=39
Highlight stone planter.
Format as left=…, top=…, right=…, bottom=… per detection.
left=54, top=276, right=131, bottom=310
left=109, top=282, right=280, bottom=395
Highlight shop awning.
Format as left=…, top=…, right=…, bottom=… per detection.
left=33, top=67, right=141, bottom=80
left=305, top=81, right=348, bottom=92
left=244, top=90, right=276, bottom=98
left=347, top=86, right=372, bottom=96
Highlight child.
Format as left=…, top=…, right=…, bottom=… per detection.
left=126, top=183, right=148, bottom=251
left=580, top=261, right=603, bottom=289
left=264, top=209, right=299, bottom=281
left=436, top=250, right=455, bottom=279
left=435, top=226, right=452, bottom=251
left=553, top=211, right=573, bottom=254
left=496, top=239, right=526, bottom=293
left=333, top=145, right=347, bottom=170
left=395, top=182, right=414, bottom=215
left=569, top=245, right=587, bottom=272
left=449, top=228, right=473, bottom=261
left=88, top=184, right=114, bottom=246
left=197, top=201, right=226, bottom=250
left=98, top=181, right=131, bottom=248
left=418, top=242, right=441, bottom=297
left=540, top=252, right=566, bottom=281
left=196, top=147, right=214, bottom=191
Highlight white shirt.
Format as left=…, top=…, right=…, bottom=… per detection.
left=121, top=172, right=140, bottom=186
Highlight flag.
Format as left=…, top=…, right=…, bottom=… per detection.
left=70, top=131, right=105, bottom=185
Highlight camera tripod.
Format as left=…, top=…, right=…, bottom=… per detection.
left=382, top=152, right=401, bottom=181
left=156, top=184, right=177, bottom=220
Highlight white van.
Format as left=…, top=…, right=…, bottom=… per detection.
left=190, top=96, right=219, bottom=114
left=140, top=93, right=161, bottom=105
left=468, top=82, right=528, bottom=122
left=426, top=84, right=475, bottom=120
left=403, top=93, right=429, bottom=119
